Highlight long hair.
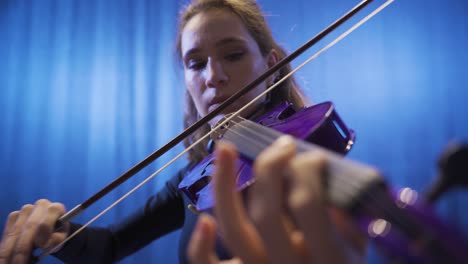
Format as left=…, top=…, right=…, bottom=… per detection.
left=176, top=0, right=307, bottom=163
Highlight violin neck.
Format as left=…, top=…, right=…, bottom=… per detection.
left=214, top=117, right=384, bottom=210
left=216, top=118, right=468, bottom=262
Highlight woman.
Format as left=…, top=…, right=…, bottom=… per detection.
left=0, top=0, right=365, bottom=263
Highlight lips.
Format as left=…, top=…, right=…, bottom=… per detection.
left=208, top=96, right=230, bottom=112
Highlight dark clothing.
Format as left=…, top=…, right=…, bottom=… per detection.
left=54, top=164, right=230, bottom=263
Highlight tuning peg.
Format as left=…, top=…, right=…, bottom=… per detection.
left=425, top=142, right=468, bottom=203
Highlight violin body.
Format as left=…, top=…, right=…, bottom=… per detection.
left=178, top=101, right=468, bottom=263
left=178, top=101, right=355, bottom=211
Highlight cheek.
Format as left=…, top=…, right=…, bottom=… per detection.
left=185, top=72, right=206, bottom=115
left=244, top=56, right=269, bottom=84
left=238, top=59, right=259, bottom=79
left=242, top=60, right=269, bottom=93
left=242, top=59, right=270, bottom=101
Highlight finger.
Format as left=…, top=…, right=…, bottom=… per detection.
left=213, top=141, right=267, bottom=264
left=249, top=135, right=302, bottom=264
left=0, top=204, right=34, bottom=264
left=12, top=200, right=50, bottom=264
left=0, top=211, right=20, bottom=264
left=287, top=152, right=345, bottom=263
left=187, top=214, right=219, bottom=264
left=35, top=202, right=68, bottom=250
left=40, top=232, right=68, bottom=256
left=290, top=231, right=308, bottom=259
left=328, top=208, right=367, bottom=261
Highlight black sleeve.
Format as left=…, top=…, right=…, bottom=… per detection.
left=53, top=169, right=186, bottom=263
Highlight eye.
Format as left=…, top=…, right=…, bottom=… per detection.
left=187, top=59, right=206, bottom=71
left=225, top=51, right=245, bottom=62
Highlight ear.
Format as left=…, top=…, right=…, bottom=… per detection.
left=265, top=49, right=279, bottom=85
left=266, top=48, right=279, bottom=69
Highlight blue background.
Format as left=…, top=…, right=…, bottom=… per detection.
left=1, top=0, right=467, bottom=263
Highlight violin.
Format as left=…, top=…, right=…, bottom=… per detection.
left=36, top=0, right=468, bottom=262
left=179, top=101, right=468, bottom=263
left=179, top=101, right=356, bottom=211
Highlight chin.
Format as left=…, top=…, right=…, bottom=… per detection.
left=208, top=115, right=225, bottom=129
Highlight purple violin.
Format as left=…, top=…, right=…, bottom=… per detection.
left=47, top=1, right=467, bottom=262
left=179, top=101, right=468, bottom=263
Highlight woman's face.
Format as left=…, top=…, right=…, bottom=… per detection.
left=181, top=9, right=277, bottom=126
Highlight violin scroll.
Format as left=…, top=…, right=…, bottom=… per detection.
left=426, top=142, right=468, bottom=203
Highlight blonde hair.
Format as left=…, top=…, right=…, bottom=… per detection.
left=176, top=0, right=306, bottom=163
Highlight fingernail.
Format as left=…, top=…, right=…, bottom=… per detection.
left=197, top=213, right=208, bottom=225
left=274, top=135, right=295, bottom=147
left=196, top=214, right=211, bottom=235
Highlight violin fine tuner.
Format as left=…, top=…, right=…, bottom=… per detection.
left=188, top=204, right=201, bottom=215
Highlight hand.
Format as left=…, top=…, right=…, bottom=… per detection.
left=188, top=136, right=366, bottom=264
left=0, top=199, right=69, bottom=264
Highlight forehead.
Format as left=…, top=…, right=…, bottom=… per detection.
left=181, top=9, right=256, bottom=56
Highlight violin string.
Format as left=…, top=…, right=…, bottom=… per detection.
left=218, top=118, right=359, bottom=205
left=224, top=118, right=361, bottom=203
left=39, top=0, right=394, bottom=260
left=236, top=116, right=416, bottom=240
left=217, top=120, right=417, bottom=242
left=214, top=119, right=422, bottom=253
left=213, top=116, right=435, bottom=259
left=221, top=116, right=417, bottom=241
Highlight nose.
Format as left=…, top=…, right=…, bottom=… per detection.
left=205, top=58, right=228, bottom=88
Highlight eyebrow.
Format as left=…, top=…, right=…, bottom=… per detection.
left=183, top=37, right=248, bottom=60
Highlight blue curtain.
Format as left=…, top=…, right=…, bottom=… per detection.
left=0, top=0, right=467, bottom=263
